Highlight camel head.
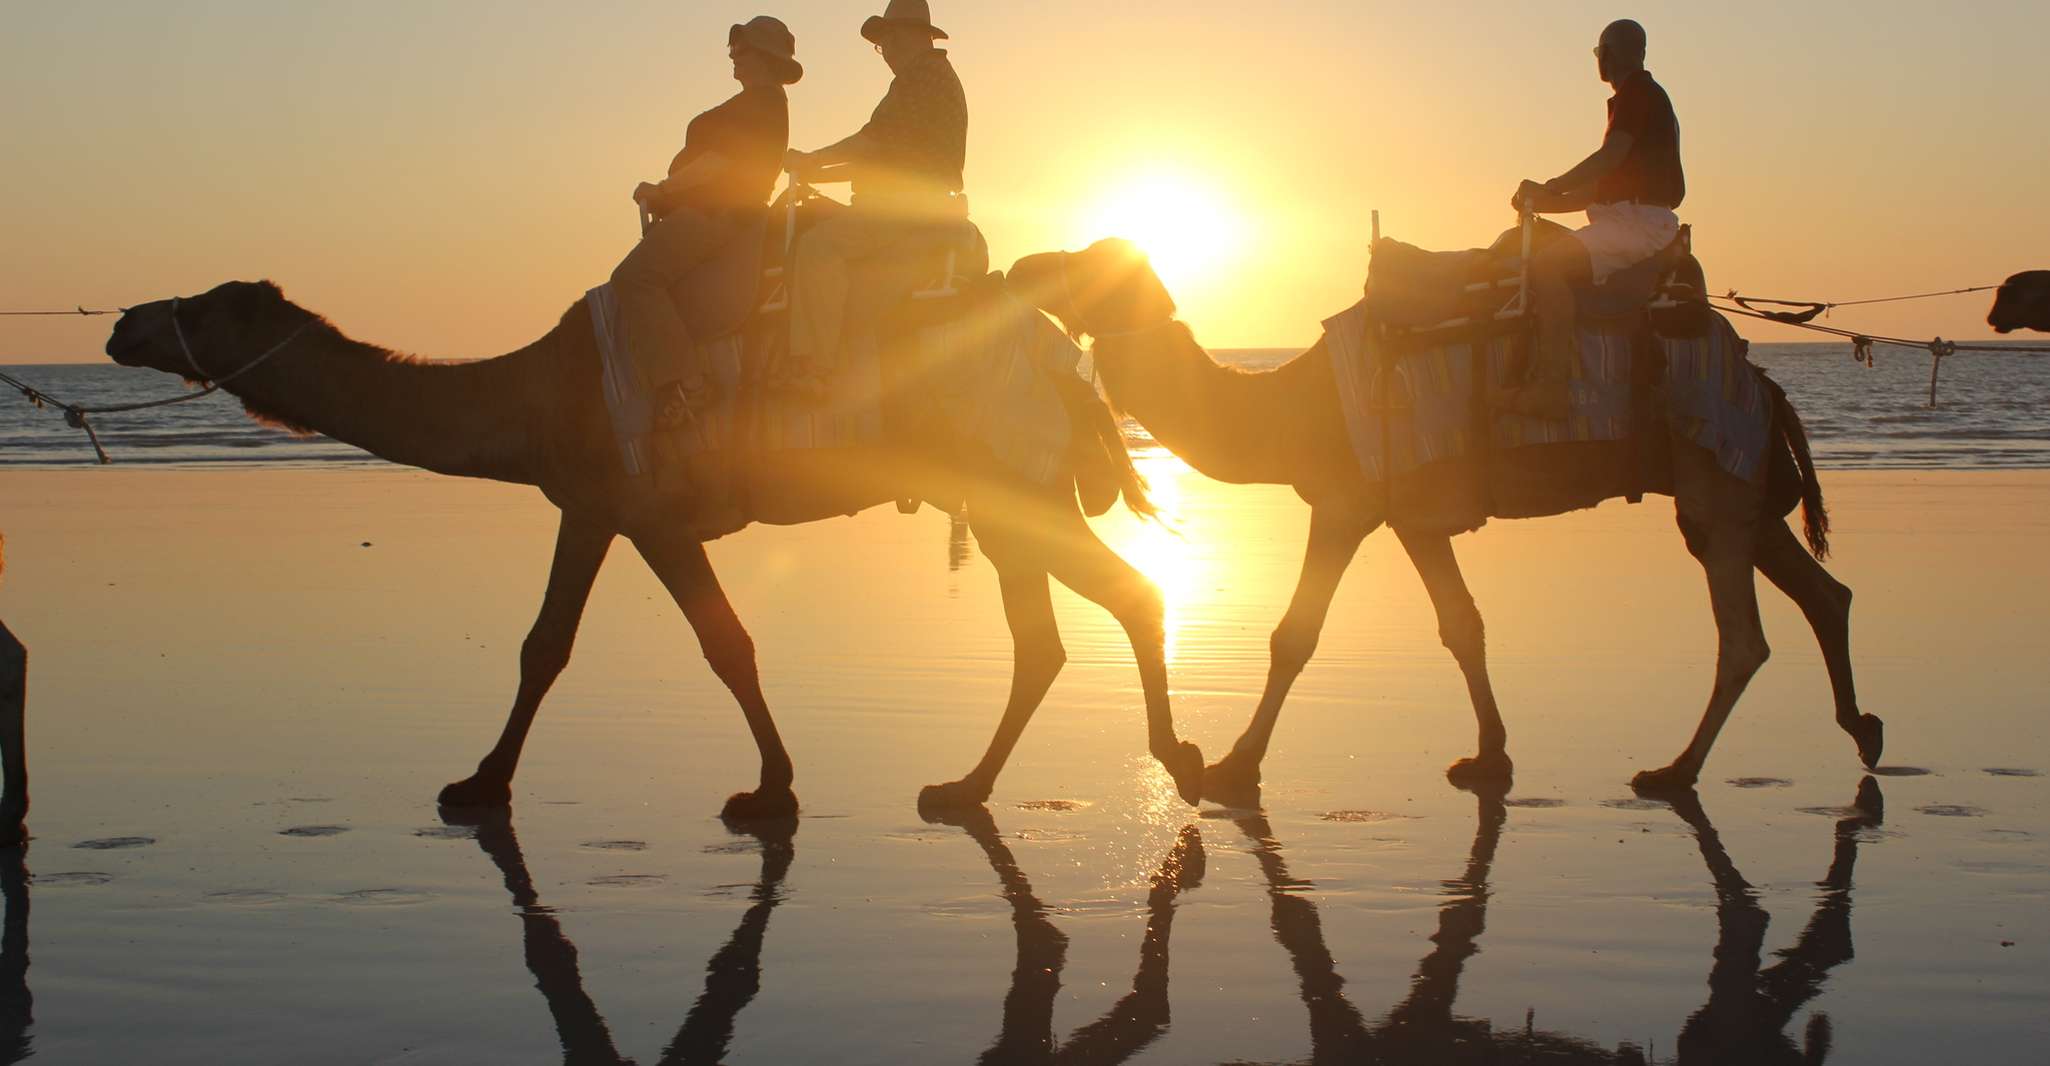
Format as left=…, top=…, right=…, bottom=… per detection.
left=1987, top=270, right=2050, bottom=334
left=1008, top=239, right=1177, bottom=341
left=105, top=280, right=316, bottom=383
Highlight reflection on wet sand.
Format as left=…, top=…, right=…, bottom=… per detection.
left=924, top=805, right=1203, bottom=1065
left=1240, top=779, right=1882, bottom=1064
left=435, top=780, right=1878, bottom=1063
left=1, top=852, right=27, bottom=1065
left=445, top=808, right=796, bottom=1066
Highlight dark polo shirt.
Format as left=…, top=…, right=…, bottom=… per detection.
left=1595, top=70, right=1684, bottom=208
left=852, top=49, right=968, bottom=209
left=666, top=84, right=790, bottom=216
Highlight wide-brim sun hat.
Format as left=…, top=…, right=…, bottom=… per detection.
left=860, top=0, right=948, bottom=44
left=730, top=15, right=804, bottom=84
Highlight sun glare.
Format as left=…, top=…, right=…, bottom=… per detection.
left=1079, top=171, right=1247, bottom=292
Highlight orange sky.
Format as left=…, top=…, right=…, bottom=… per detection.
left=4, top=1, right=2047, bottom=363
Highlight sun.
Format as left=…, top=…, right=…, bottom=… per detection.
left=1078, top=170, right=1247, bottom=292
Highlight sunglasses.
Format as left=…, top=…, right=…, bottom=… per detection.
left=1592, top=44, right=1607, bottom=58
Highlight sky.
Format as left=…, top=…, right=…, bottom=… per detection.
left=3, top=0, right=2047, bottom=363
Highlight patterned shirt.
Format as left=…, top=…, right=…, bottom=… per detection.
left=852, top=49, right=968, bottom=209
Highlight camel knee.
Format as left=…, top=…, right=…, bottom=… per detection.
left=1113, top=581, right=1167, bottom=646
left=1437, top=607, right=1485, bottom=666
left=702, top=630, right=759, bottom=689
left=1023, top=636, right=1067, bottom=686
left=1270, top=620, right=1320, bottom=676
left=518, top=626, right=574, bottom=684
left=1720, top=633, right=1771, bottom=681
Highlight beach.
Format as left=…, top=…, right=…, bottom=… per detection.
left=0, top=461, right=2044, bottom=1063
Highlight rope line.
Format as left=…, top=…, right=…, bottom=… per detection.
left=1722, top=283, right=2003, bottom=315
left=1706, top=298, right=2050, bottom=354
left=0, top=307, right=125, bottom=316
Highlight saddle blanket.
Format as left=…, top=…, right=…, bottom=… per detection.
left=588, top=283, right=1080, bottom=487
left=1323, top=299, right=1772, bottom=483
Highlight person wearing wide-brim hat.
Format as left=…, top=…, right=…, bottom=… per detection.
left=779, top=0, right=968, bottom=394
left=610, top=14, right=799, bottom=524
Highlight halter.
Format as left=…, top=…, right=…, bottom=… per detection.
left=169, top=295, right=315, bottom=389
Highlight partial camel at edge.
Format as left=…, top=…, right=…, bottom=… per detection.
left=0, top=535, right=25, bottom=849
left=1006, top=239, right=1886, bottom=804
left=103, top=280, right=1205, bottom=818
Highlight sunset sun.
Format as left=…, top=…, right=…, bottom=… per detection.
left=1079, top=170, right=1247, bottom=292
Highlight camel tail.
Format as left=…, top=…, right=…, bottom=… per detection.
left=1051, top=370, right=1158, bottom=520
left=1766, top=375, right=1831, bottom=560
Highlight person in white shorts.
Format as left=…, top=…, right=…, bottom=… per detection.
left=1504, top=19, right=1684, bottom=418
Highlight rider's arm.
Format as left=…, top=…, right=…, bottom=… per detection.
left=1539, top=129, right=1634, bottom=210
left=789, top=131, right=877, bottom=183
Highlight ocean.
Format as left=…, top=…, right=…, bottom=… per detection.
left=4, top=342, right=2048, bottom=469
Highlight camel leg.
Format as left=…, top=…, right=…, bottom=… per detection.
left=1756, top=522, right=1884, bottom=768
left=1204, top=504, right=1372, bottom=805
left=440, top=514, right=614, bottom=808
left=1395, top=529, right=1511, bottom=783
left=632, top=531, right=797, bottom=819
left=919, top=561, right=1065, bottom=809
left=1033, top=503, right=1204, bottom=806
left=1633, top=515, right=1770, bottom=792
left=0, top=621, right=25, bottom=847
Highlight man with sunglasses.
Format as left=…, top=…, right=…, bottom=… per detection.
left=781, top=0, right=968, bottom=394
left=1503, top=19, right=1684, bottom=418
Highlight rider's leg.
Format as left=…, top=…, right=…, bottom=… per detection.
left=788, top=212, right=896, bottom=388
left=613, top=208, right=730, bottom=426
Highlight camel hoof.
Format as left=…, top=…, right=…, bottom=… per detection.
left=1201, top=753, right=1262, bottom=808
left=437, top=774, right=512, bottom=808
left=1163, top=741, right=1204, bottom=807
left=1446, top=750, right=1514, bottom=783
left=917, top=778, right=991, bottom=812
left=721, top=786, right=799, bottom=821
left=1630, top=764, right=1700, bottom=794
left=1851, top=713, right=1885, bottom=769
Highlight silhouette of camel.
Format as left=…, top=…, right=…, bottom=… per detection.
left=1233, top=779, right=1880, bottom=1064
left=441, top=806, right=795, bottom=1065
left=922, top=804, right=1203, bottom=1065
left=103, top=283, right=1206, bottom=817
left=1988, top=271, right=2050, bottom=333
left=1008, top=242, right=1884, bottom=802
left=0, top=536, right=24, bottom=848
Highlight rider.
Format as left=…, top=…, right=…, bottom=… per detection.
left=614, top=16, right=800, bottom=430
left=781, top=0, right=968, bottom=393
left=1503, top=18, right=1684, bottom=418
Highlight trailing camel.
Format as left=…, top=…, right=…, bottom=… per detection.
left=103, top=280, right=1206, bottom=817
left=1006, top=240, right=1885, bottom=800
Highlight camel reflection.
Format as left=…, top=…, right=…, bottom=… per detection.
left=1241, top=778, right=1881, bottom=1064
left=925, top=806, right=1203, bottom=1065
left=445, top=809, right=796, bottom=1066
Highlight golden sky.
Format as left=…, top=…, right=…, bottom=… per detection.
left=4, top=1, right=2047, bottom=363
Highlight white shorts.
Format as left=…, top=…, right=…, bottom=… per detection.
left=1573, top=202, right=1680, bottom=284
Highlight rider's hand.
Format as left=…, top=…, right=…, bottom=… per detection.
left=1512, top=179, right=1547, bottom=212
left=783, top=149, right=812, bottom=178
left=634, top=182, right=663, bottom=207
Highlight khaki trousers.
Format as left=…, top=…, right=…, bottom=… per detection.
left=610, top=207, right=732, bottom=387
left=787, top=210, right=920, bottom=374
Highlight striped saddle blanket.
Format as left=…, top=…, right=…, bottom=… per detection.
left=588, top=282, right=1080, bottom=487
left=1323, top=299, right=1772, bottom=482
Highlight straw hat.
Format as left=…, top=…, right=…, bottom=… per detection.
left=729, top=15, right=804, bottom=84
left=860, top=0, right=948, bottom=44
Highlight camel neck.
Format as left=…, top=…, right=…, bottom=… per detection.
left=1092, top=325, right=1304, bottom=486
left=220, top=324, right=547, bottom=484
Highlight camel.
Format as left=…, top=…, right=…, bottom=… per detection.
left=0, top=535, right=25, bottom=849
left=103, top=280, right=1207, bottom=817
left=1006, top=240, right=1886, bottom=800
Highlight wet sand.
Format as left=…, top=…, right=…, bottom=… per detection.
left=0, top=463, right=2045, bottom=1063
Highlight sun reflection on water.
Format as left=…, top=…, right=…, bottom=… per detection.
left=1096, top=451, right=1205, bottom=666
